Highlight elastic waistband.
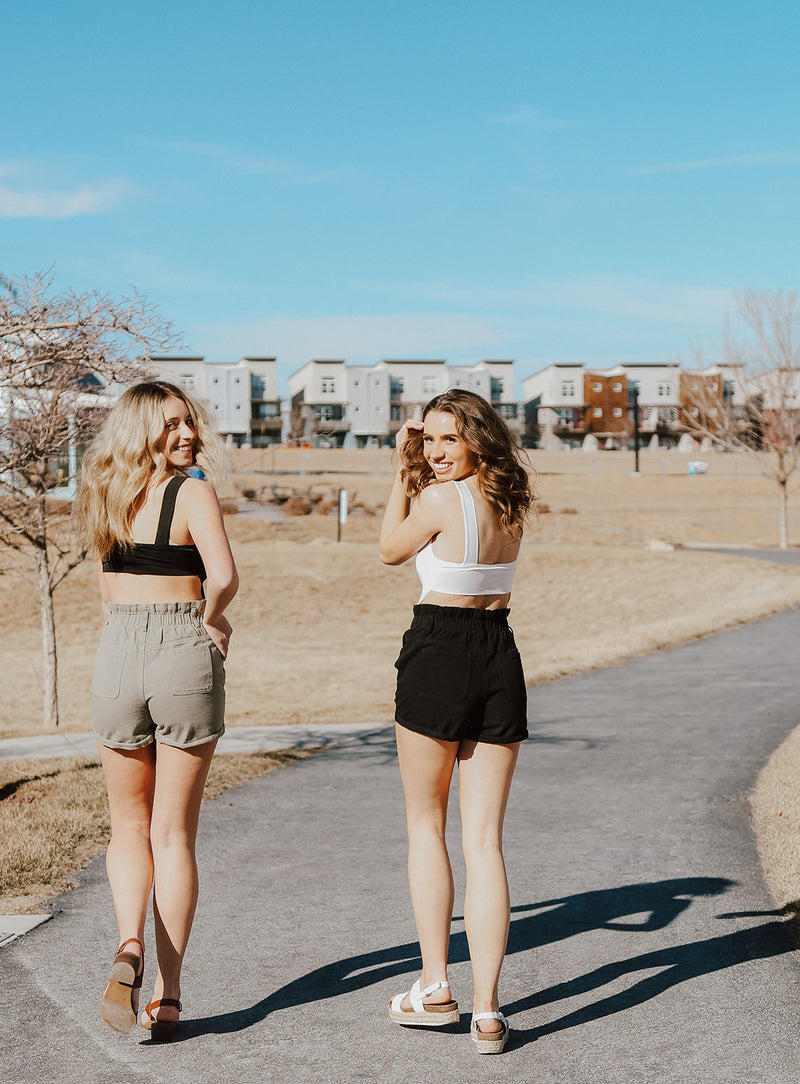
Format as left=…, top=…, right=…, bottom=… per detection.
left=412, top=604, right=510, bottom=628
left=106, top=600, right=206, bottom=625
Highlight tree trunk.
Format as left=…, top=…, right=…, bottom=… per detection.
left=778, top=479, right=789, bottom=550
left=36, top=548, right=59, bottom=729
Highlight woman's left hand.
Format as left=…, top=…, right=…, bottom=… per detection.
left=204, top=616, right=232, bottom=658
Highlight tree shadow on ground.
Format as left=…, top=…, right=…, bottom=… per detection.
left=175, top=876, right=797, bottom=1042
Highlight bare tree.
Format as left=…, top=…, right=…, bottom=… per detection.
left=0, top=269, right=179, bottom=728
left=683, top=289, right=800, bottom=548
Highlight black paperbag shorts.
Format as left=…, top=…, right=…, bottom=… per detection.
left=394, top=604, right=528, bottom=745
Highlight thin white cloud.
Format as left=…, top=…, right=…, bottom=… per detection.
left=389, top=274, right=732, bottom=326
left=166, top=141, right=358, bottom=185
left=625, top=151, right=800, bottom=176
left=494, top=106, right=579, bottom=130
left=0, top=172, right=134, bottom=219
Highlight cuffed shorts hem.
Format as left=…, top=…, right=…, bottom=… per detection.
left=155, top=725, right=225, bottom=750
left=95, top=725, right=225, bottom=752
left=94, top=732, right=156, bottom=752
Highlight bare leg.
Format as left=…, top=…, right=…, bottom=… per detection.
left=99, top=741, right=156, bottom=1004
left=395, top=724, right=459, bottom=1005
left=145, top=738, right=217, bottom=1024
left=458, top=739, right=520, bottom=1031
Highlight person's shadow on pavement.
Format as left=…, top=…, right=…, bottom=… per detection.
left=176, top=877, right=796, bottom=1043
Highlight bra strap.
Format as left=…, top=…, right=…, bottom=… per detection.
left=154, top=475, right=188, bottom=545
left=453, top=480, right=479, bottom=563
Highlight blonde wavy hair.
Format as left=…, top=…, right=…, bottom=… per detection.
left=400, top=389, right=534, bottom=536
left=75, top=381, right=225, bottom=558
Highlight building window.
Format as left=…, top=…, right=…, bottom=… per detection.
left=658, top=382, right=671, bottom=397
left=490, top=377, right=504, bottom=401
left=321, top=377, right=336, bottom=394
left=390, top=377, right=405, bottom=397
left=612, top=407, right=622, bottom=417
left=593, top=407, right=602, bottom=418
left=317, top=404, right=344, bottom=421
left=179, top=374, right=195, bottom=391
left=422, top=376, right=437, bottom=394
left=612, top=382, right=622, bottom=393
left=561, top=381, right=576, bottom=397
left=495, top=403, right=517, bottom=419
left=593, top=382, right=602, bottom=393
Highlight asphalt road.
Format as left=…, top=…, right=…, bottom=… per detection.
left=3, top=605, right=800, bottom=1082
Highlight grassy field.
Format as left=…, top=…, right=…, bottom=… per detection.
left=3, top=447, right=800, bottom=740
left=3, top=446, right=800, bottom=913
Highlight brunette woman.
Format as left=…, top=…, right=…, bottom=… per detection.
left=75, top=381, right=238, bottom=1041
left=379, top=389, right=533, bottom=1054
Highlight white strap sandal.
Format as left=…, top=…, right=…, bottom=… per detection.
left=388, top=978, right=460, bottom=1026
left=471, top=1011, right=509, bottom=1054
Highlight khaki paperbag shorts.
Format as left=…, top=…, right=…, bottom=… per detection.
left=91, top=601, right=226, bottom=750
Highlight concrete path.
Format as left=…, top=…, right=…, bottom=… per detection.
left=3, top=607, right=800, bottom=1082
left=0, top=721, right=384, bottom=763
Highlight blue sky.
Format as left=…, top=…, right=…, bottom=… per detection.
left=2, top=1, right=799, bottom=395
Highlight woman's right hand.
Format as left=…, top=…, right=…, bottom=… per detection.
left=204, top=615, right=232, bottom=659
left=395, top=419, right=423, bottom=453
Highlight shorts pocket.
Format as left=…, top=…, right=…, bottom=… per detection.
left=398, top=646, right=471, bottom=702
left=499, top=652, right=527, bottom=702
left=91, top=652, right=126, bottom=699
left=164, top=642, right=214, bottom=695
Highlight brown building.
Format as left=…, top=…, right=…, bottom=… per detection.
left=583, top=371, right=630, bottom=438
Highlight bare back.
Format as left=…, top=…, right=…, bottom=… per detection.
left=421, top=476, right=521, bottom=610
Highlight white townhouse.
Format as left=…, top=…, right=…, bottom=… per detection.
left=289, top=358, right=521, bottom=447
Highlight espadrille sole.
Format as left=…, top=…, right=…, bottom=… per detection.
left=389, top=1000, right=460, bottom=1026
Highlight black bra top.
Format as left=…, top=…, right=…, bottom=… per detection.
left=102, top=475, right=206, bottom=580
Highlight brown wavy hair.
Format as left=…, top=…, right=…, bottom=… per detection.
left=400, top=389, right=534, bottom=535
left=75, top=381, right=225, bottom=558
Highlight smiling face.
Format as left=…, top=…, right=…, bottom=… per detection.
left=158, top=395, right=197, bottom=470
left=422, top=410, right=477, bottom=482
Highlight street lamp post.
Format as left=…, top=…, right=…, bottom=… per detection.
left=630, top=383, right=640, bottom=474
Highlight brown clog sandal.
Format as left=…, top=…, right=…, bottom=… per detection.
left=141, top=997, right=182, bottom=1042
left=100, top=937, right=144, bottom=1034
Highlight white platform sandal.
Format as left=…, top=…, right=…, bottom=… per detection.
left=388, top=979, right=460, bottom=1026
left=471, top=1011, right=509, bottom=1053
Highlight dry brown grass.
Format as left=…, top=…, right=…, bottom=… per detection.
left=750, top=733, right=800, bottom=910
left=0, top=749, right=316, bottom=914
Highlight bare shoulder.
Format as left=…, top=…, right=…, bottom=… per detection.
left=416, top=480, right=459, bottom=511
left=178, top=476, right=221, bottom=512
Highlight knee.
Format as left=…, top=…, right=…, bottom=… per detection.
left=461, top=829, right=503, bottom=867
left=149, top=822, right=192, bottom=853
left=111, top=817, right=151, bottom=843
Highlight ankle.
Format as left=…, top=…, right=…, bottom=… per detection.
left=420, top=976, right=452, bottom=1003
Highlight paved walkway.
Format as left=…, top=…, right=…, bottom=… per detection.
left=3, top=606, right=800, bottom=1082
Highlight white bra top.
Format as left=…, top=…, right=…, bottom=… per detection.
left=415, top=479, right=518, bottom=602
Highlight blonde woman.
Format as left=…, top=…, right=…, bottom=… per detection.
left=75, top=381, right=238, bottom=1041
left=380, top=389, right=533, bottom=1055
